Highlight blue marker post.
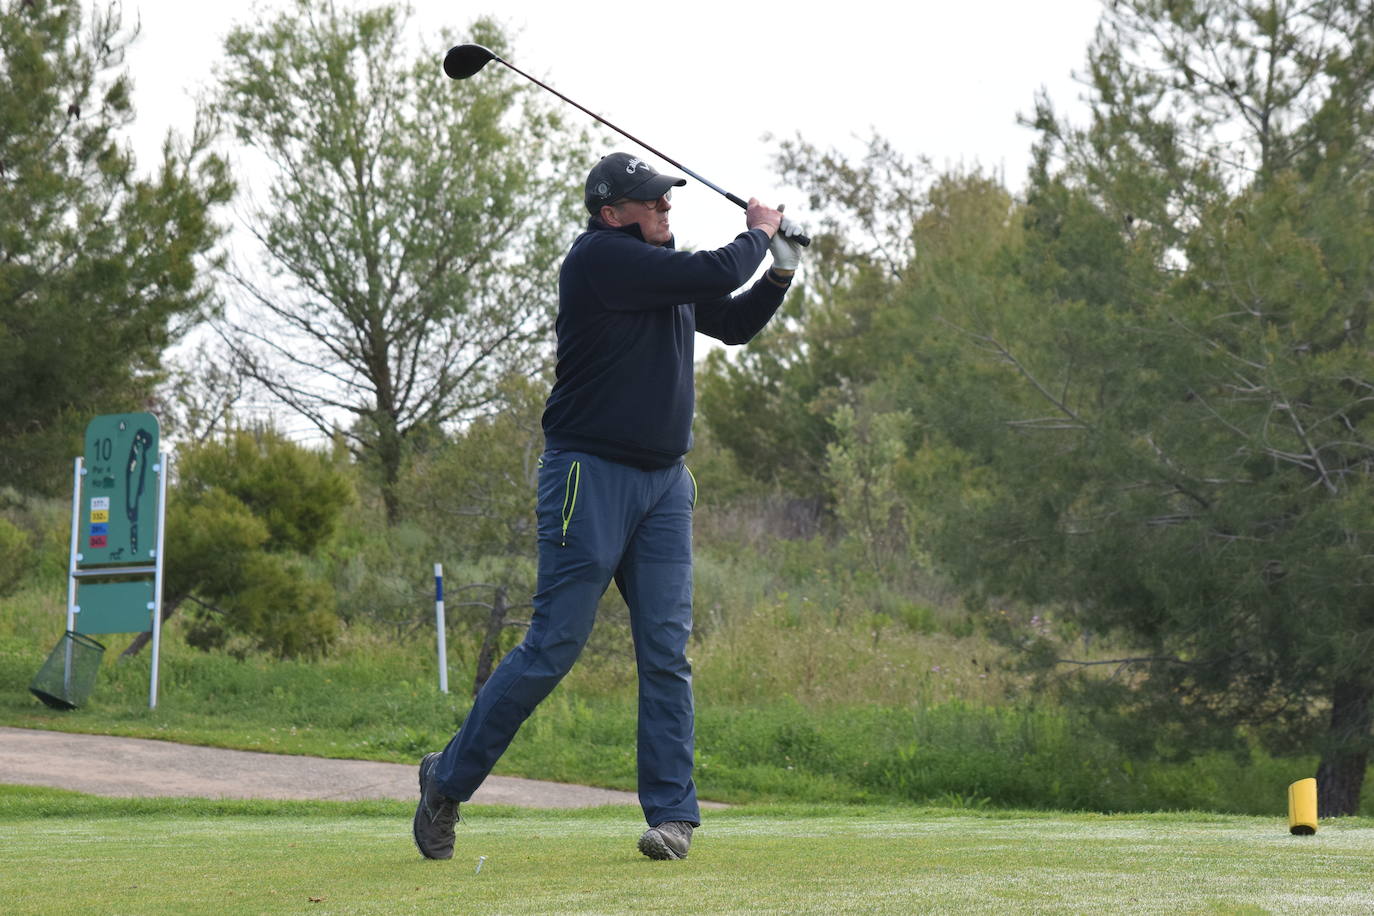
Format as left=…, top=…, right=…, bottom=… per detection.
left=434, top=563, right=448, bottom=694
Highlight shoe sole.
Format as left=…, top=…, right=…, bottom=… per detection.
left=413, top=752, right=454, bottom=860
left=638, top=829, right=686, bottom=860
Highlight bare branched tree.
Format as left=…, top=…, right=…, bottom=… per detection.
left=210, top=2, right=588, bottom=521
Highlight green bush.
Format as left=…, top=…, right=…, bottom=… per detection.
left=0, top=516, right=32, bottom=597
left=162, top=428, right=353, bottom=657
left=329, top=521, right=435, bottom=633
left=177, top=428, right=352, bottom=553
left=0, top=488, right=70, bottom=592
left=183, top=553, right=337, bottom=659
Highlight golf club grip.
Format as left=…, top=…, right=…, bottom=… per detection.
left=725, top=193, right=811, bottom=247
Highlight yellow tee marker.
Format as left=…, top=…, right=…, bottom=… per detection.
left=1288, top=778, right=1317, bottom=835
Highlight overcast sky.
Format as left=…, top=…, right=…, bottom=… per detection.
left=121, top=0, right=1107, bottom=251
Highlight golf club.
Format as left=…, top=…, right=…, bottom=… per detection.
left=443, top=43, right=810, bottom=247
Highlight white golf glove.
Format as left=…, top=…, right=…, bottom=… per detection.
left=769, top=216, right=806, bottom=271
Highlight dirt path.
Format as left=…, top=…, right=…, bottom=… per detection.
left=0, top=726, right=669, bottom=808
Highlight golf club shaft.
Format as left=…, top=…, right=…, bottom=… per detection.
left=491, top=55, right=810, bottom=247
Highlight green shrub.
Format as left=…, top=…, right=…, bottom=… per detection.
left=177, top=428, right=353, bottom=553
left=0, top=488, right=71, bottom=591
left=0, top=517, right=32, bottom=597
left=161, top=428, right=352, bottom=657
left=183, top=553, right=337, bottom=659
left=329, top=521, right=434, bottom=632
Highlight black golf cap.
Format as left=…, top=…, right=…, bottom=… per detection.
left=585, top=152, right=686, bottom=215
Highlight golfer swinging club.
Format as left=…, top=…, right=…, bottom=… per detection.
left=414, top=152, right=806, bottom=861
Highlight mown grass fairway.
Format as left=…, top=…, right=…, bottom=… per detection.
left=3, top=790, right=1373, bottom=914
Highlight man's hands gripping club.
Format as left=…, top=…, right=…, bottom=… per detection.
left=744, top=198, right=807, bottom=278
left=769, top=216, right=806, bottom=272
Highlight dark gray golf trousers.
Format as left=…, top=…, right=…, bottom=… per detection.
left=434, top=449, right=700, bottom=827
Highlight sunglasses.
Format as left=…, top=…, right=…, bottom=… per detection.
left=613, top=189, right=672, bottom=212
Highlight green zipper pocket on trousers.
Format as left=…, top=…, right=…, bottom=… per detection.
left=561, top=460, right=581, bottom=545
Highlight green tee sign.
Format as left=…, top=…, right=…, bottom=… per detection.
left=80, top=413, right=160, bottom=567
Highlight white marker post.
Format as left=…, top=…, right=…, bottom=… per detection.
left=435, top=563, right=448, bottom=694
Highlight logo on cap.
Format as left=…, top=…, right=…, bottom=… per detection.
left=595, top=180, right=611, bottom=197
left=626, top=157, right=643, bottom=174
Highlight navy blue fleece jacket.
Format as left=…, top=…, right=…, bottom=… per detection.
left=542, top=219, right=789, bottom=468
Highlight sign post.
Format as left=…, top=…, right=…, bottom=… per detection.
left=68, top=413, right=168, bottom=709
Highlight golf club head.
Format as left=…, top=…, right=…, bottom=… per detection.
left=444, top=44, right=498, bottom=80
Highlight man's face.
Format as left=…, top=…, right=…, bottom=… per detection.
left=605, top=193, right=672, bottom=245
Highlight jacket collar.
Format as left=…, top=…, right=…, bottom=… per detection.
left=585, top=217, right=676, bottom=250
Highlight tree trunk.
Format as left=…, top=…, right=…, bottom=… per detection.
left=376, top=415, right=403, bottom=526
left=118, top=598, right=184, bottom=659
left=473, top=586, right=508, bottom=697
left=1315, top=680, right=1374, bottom=817
left=379, top=464, right=402, bottom=526
left=120, top=629, right=154, bottom=659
